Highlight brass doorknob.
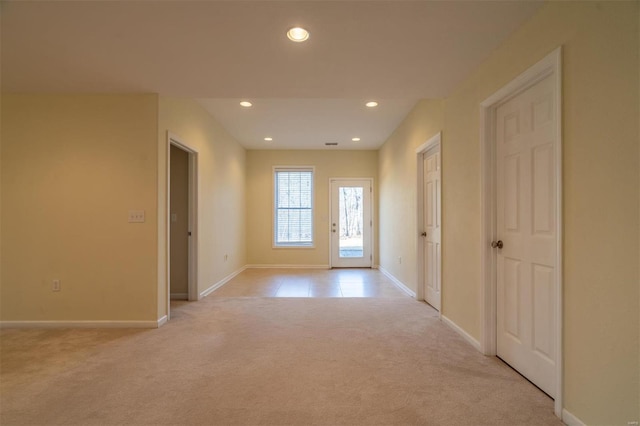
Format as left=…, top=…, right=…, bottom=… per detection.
left=491, top=240, right=504, bottom=249
left=421, top=232, right=427, bottom=237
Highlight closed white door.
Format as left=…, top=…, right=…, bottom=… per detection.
left=330, top=179, right=372, bottom=268
left=423, top=149, right=441, bottom=310
left=496, top=74, right=557, bottom=397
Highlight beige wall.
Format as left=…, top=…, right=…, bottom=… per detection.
left=1, top=94, right=159, bottom=322
left=246, top=150, right=378, bottom=266
left=379, top=2, right=639, bottom=424
left=378, top=100, right=442, bottom=291
left=158, top=97, right=246, bottom=317
left=169, top=145, right=189, bottom=296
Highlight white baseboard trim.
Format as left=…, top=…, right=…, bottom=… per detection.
left=199, top=266, right=247, bottom=299
left=562, top=409, right=586, bottom=426
left=157, top=315, right=168, bottom=328
left=170, top=293, right=188, bottom=300
left=0, top=320, right=161, bottom=329
left=441, top=315, right=482, bottom=351
left=378, top=266, right=416, bottom=297
left=245, top=264, right=330, bottom=269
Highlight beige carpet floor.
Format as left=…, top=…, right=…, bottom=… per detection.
left=1, top=275, right=563, bottom=425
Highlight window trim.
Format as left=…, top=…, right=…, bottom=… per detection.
left=272, top=166, right=315, bottom=249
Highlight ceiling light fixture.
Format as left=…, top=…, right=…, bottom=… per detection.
left=240, top=101, right=252, bottom=108
left=365, top=101, right=378, bottom=108
left=264, top=137, right=273, bottom=142
left=287, top=27, right=309, bottom=42
left=352, top=137, right=361, bottom=142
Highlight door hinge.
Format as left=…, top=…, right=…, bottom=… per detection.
left=370, top=220, right=372, bottom=226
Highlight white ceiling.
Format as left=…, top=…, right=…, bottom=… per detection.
left=1, top=0, right=543, bottom=150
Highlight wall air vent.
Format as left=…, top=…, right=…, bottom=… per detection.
left=325, top=143, right=338, bottom=146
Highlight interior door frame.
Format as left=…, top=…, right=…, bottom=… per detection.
left=415, top=132, right=442, bottom=312
left=479, top=47, right=562, bottom=416
left=328, top=177, right=374, bottom=268
left=166, top=132, right=199, bottom=320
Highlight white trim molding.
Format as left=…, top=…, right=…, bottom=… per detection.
left=480, top=46, right=563, bottom=417
left=378, top=266, right=416, bottom=297
left=561, top=409, right=586, bottom=426
left=199, top=266, right=247, bottom=299
left=415, top=132, right=442, bottom=155
left=441, top=315, right=482, bottom=351
left=0, top=320, right=162, bottom=329
left=157, top=315, right=168, bottom=328
left=245, top=264, right=330, bottom=269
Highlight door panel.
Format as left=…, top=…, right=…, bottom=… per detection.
left=330, top=179, right=372, bottom=268
left=532, top=264, right=554, bottom=360
left=496, top=74, right=556, bottom=397
left=501, top=257, right=521, bottom=340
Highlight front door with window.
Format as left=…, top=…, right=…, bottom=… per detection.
left=330, top=179, right=372, bottom=268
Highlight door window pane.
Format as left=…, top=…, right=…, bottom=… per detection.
left=338, top=187, right=363, bottom=258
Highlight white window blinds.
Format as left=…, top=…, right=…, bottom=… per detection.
left=274, top=168, right=313, bottom=246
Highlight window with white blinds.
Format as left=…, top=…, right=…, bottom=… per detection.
left=274, top=167, right=314, bottom=247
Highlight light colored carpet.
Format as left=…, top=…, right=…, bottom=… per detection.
left=1, top=294, right=562, bottom=425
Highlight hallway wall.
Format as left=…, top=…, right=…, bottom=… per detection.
left=246, top=150, right=378, bottom=267
left=378, top=2, right=639, bottom=424
left=378, top=100, right=443, bottom=292
left=158, top=97, right=247, bottom=316
left=1, top=94, right=159, bottom=322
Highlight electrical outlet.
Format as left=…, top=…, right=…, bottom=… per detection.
left=224, top=254, right=228, bottom=262
left=52, top=279, right=61, bottom=292
left=128, top=210, right=145, bottom=223
left=398, top=256, right=402, bottom=264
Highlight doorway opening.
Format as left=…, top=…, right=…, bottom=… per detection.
left=167, top=133, right=198, bottom=319
left=329, top=178, right=373, bottom=268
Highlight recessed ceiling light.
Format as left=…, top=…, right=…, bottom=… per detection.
left=264, top=137, right=273, bottom=142
left=365, top=101, right=378, bottom=108
left=352, top=137, right=361, bottom=142
left=287, top=27, right=309, bottom=42
left=240, top=101, right=252, bottom=108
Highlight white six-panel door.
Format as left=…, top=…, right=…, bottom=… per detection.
left=496, top=74, right=557, bottom=397
left=423, top=149, right=441, bottom=311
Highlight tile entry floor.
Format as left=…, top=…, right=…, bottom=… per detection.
left=208, top=268, right=410, bottom=298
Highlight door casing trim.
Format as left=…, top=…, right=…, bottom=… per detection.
left=479, top=47, right=562, bottom=417
left=415, top=132, right=442, bottom=313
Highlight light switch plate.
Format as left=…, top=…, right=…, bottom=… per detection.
left=128, top=210, right=145, bottom=223
left=171, top=213, right=177, bottom=222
